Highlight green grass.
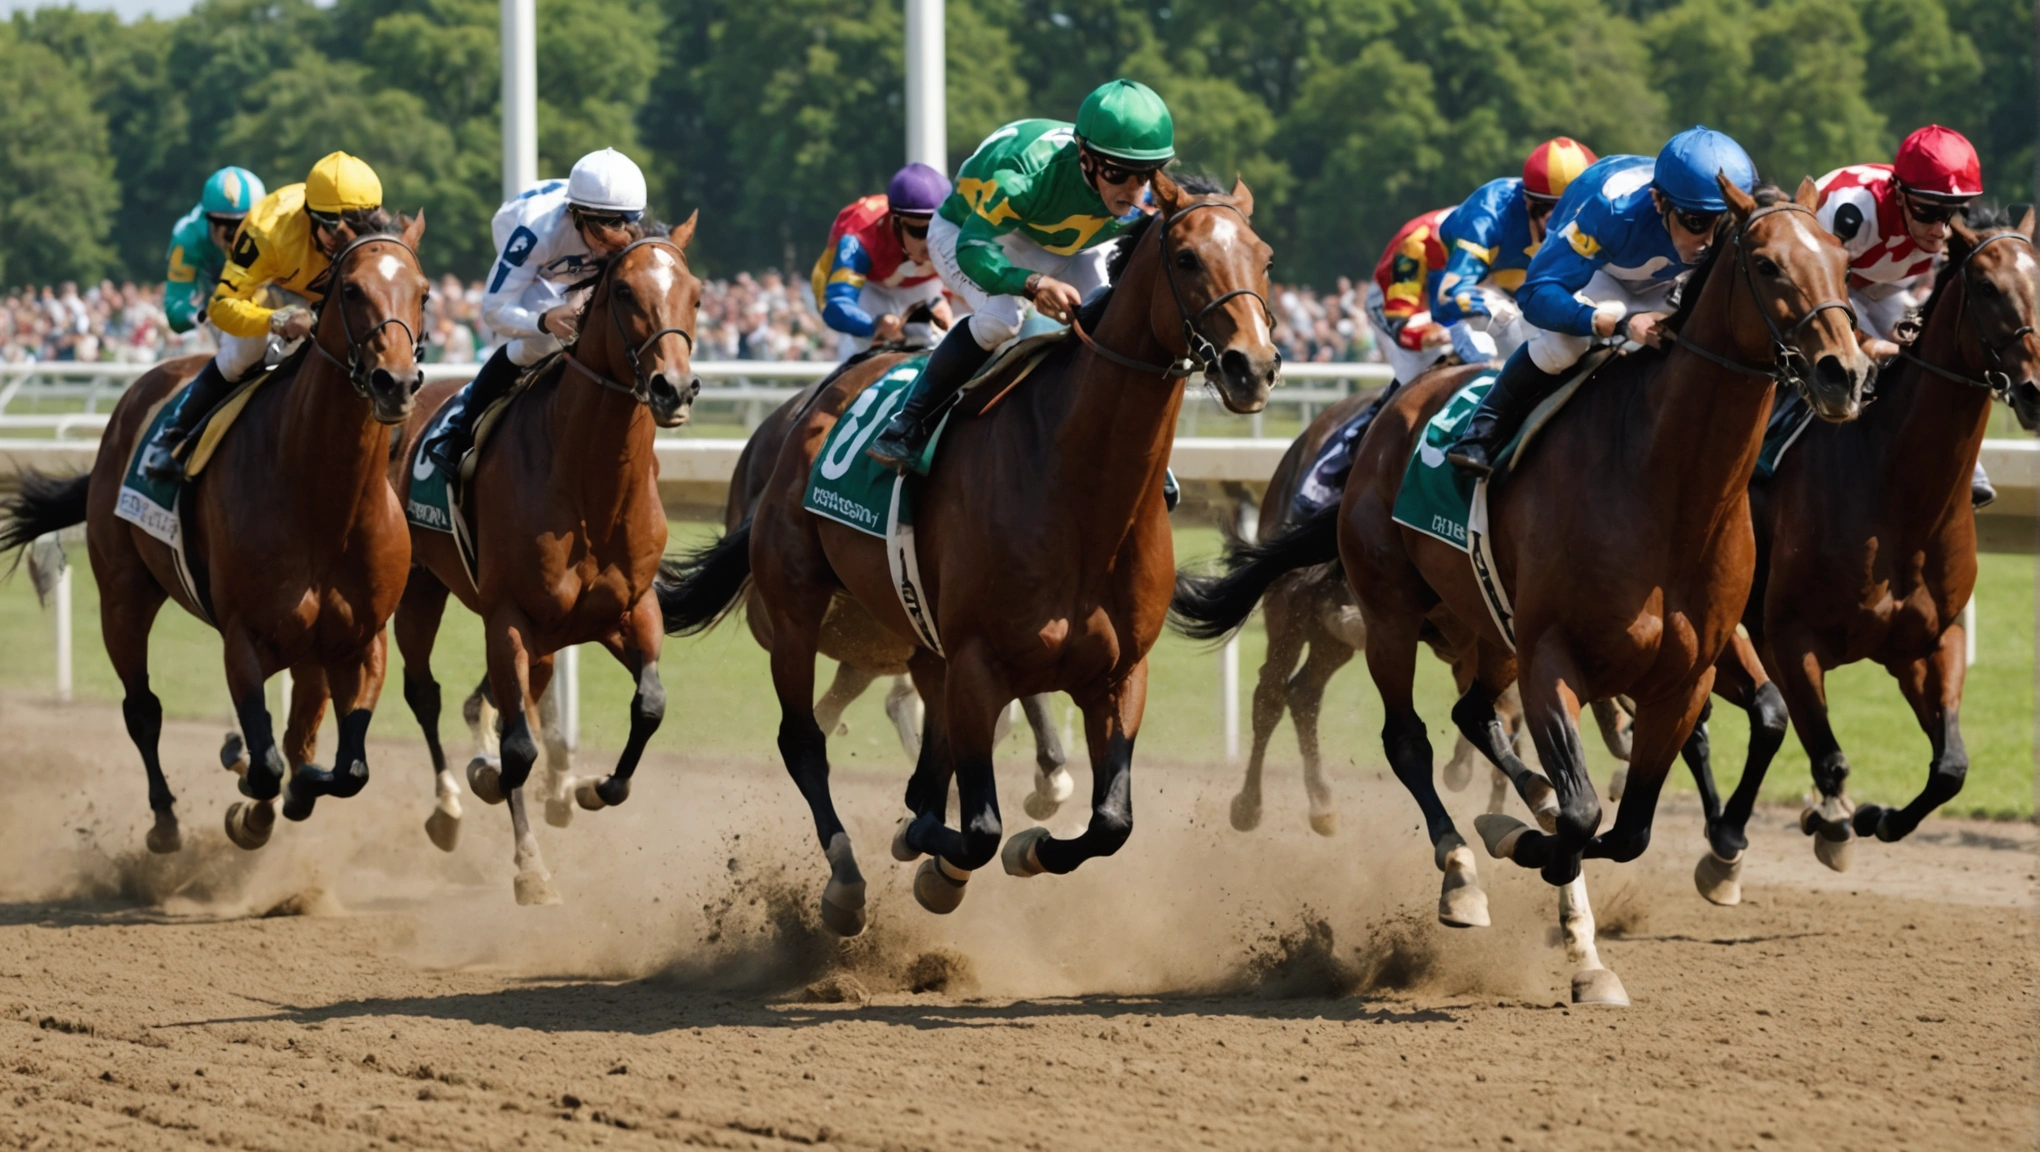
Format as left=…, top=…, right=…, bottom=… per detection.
left=3, top=524, right=2031, bottom=819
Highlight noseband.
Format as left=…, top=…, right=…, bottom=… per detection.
left=1896, top=230, right=2037, bottom=403
left=1069, top=198, right=1275, bottom=380
left=1673, top=201, right=1856, bottom=397
left=308, top=233, right=422, bottom=398
left=563, top=235, right=697, bottom=406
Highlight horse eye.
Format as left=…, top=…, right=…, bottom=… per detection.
left=1972, top=277, right=1998, bottom=295
left=615, top=283, right=633, bottom=300
left=343, top=282, right=364, bottom=298
left=1754, top=257, right=1781, bottom=277
left=1175, top=250, right=1200, bottom=272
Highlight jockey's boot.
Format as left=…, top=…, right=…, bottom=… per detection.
left=1971, top=460, right=1997, bottom=508
left=426, top=345, right=521, bottom=475
left=140, top=358, right=238, bottom=484
left=1444, top=347, right=1566, bottom=478
left=866, top=320, right=994, bottom=471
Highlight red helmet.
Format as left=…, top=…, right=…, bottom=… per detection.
left=1893, top=125, right=1981, bottom=202
left=1523, top=137, right=1598, bottom=202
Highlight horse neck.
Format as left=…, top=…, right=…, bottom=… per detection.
left=279, top=356, right=388, bottom=525
left=1639, top=252, right=1783, bottom=510
left=553, top=314, right=657, bottom=525
left=1861, top=279, right=1994, bottom=510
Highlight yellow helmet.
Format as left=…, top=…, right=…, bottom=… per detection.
left=305, top=151, right=383, bottom=214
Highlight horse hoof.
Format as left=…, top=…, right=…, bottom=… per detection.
left=1002, top=826, right=1051, bottom=878
left=223, top=801, right=273, bottom=851
left=913, top=858, right=970, bottom=915
left=513, top=871, right=562, bottom=907
left=466, top=757, right=505, bottom=806
left=1853, top=803, right=1898, bottom=841
left=219, top=732, right=247, bottom=775
left=819, top=883, right=867, bottom=937
left=1472, top=813, right=1530, bottom=860
left=280, top=774, right=318, bottom=823
left=1023, top=788, right=1061, bottom=822
left=1813, top=833, right=1853, bottom=873
left=1571, top=968, right=1631, bottom=1007
left=574, top=780, right=607, bottom=811
left=891, top=816, right=922, bottom=862
left=1437, top=878, right=1490, bottom=929
left=145, top=814, right=182, bottom=855
left=1228, top=792, right=1262, bottom=832
left=1694, top=849, right=1744, bottom=906
left=545, top=794, right=574, bottom=829
left=594, top=776, right=631, bottom=807
left=1308, top=809, right=1339, bottom=837
left=424, top=807, right=461, bottom=853
left=1607, top=766, right=1629, bottom=803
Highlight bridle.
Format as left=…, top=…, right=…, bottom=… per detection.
left=308, top=233, right=422, bottom=398
left=562, top=235, right=697, bottom=405
left=1896, top=230, right=2036, bottom=403
left=1069, top=197, right=1275, bottom=380
left=1672, top=201, right=1856, bottom=398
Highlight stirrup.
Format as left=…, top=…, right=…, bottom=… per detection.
left=865, top=430, right=923, bottom=472
left=140, top=442, right=189, bottom=484
left=1445, top=441, right=1495, bottom=478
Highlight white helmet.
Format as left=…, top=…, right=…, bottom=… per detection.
left=567, top=148, right=647, bottom=214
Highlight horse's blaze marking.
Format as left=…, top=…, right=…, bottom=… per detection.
left=375, top=253, right=404, bottom=282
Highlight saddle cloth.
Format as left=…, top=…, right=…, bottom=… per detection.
left=405, top=362, right=548, bottom=586
left=1754, top=388, right=1815, bottom=480
left=1295, top=401, right=1378, bottom=516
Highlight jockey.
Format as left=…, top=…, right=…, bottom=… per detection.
left=1813, top=125, right=1994, bottom=505
left=142, top=151, right=387, bottom=482
left=425, top=148, right=649, bottom=473
left=163, top=166, right=266, bottom=334
left=812, top=163, right=955, bottom=358
left=1432, top=137, right=1599, bottom=361
left=865, top=78, right=1174, bottom=469
left=1446, top=126, right=1758, bottom=476
left=1362, top=207, right=1455, bottom=385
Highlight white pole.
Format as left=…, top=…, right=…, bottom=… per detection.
left=1221, top=496, right=1261, bottom=763
left=1962, top=595, right=1976, bottom=667
left=904, top=0, right=946, bottom=173
left=560, top=644, right=581, bottom=751
left=276, top=667, right=292, bottom=725
left=53, top=559, right=71, bottom=703
left=501, top=0, right=538, bottom=200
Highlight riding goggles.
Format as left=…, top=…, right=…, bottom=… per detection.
left=894, top=217, right=931, bottom=239
left=1086, top=151, right=1164, bottom=187
left=1668, top=205, right=1723, bottom=235
left=1900, top=191, right=1964, bottom=226
left=572, top=207, right=644, bottom=232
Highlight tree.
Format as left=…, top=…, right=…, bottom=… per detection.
left=0, top=27, right=119, bottom=286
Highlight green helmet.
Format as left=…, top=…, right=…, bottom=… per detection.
left=1075, top=79, right=1175, bottom=166
left=201, top=166, right=265, bottom=218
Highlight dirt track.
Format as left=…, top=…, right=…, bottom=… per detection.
left=0, top=693, right=2033, bottom=1150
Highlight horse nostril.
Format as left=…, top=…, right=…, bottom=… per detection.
left=686, top=375, right=702, bottom=400
left=1814, top=355, right=1849, bottom=390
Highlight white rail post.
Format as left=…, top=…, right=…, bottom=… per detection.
left=1962, top=595, right=1976, bottom=667
left=560, top=644, right=581, bottom=750
left=500, top=0, right=538, bottom=200
left=905, top=0, right=946, bottom=172
left=53, top=555, right=71, bottom=704
left=1221, top=495, right=1260, bottom=762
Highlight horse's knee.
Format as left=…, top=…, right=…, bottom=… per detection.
left=1557, top=794, right=1602, bottom=845
left=402, top=671, right=441, bottom=723
left=122, top=687, right=163, bottom=741
left=500, top=716, right=539, bottom=789
left=632, top=667, right=666, bottom=729
left=1751, top=682, right=1788, bottom=740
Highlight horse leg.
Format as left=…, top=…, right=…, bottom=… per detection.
left=882, top=675, right=926, bottom=763
left=1692, top=639, right=1789, bottom=905
left=276, top=664, right=331, bottom=822
left=507, top=778, right=561, bottom=906
left=1859, top=628, right=1968, bottom=843
left=1769, top=630, right=1854, bottom=871
left=1233, top=596, right=1304, bottom=833
left=1589, top=698, right=1633, bottom=799
left=101, top=574, right=179, bottom=854
left=1449, top=656, right=1561, bottom=835
left=896, top=652, right=979, bottom=913
left=814, top=661, right=876, bottom=739
left=1480, top=683, right=1526, bottom=813
left=1006, top=661, right=1146, bottom=878
left=395, top=571, right=461, bottom=851
left=462, top=674, right=504, bottom=804
left=1018, top=693, right=1072, bottom=820
left=574, top=593, right=667, bottom=811
left=762, top=583, right=866, bottom=935
left=219, top=625, right=284, bottom=848
left=1471, top=641, right=1597, bottom=886
left=533, top=676, right=576, bottom=828
left=482, top=605, right=542, bottom=794
left=1366, top=613, right=1487, bottom=928
left=1290, top=635, right=1353, bottom=837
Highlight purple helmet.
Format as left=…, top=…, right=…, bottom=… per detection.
left=886, top=162, right=949, bottom=218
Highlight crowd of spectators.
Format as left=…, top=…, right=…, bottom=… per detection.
left=0, top=272, right=1383, bottom=367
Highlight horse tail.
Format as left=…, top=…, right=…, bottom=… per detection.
left=1170, top=503, right=1342, bottom=641
left=0, top=470, right=91, bottom=557
left=657, top=519, right=753, bottom=636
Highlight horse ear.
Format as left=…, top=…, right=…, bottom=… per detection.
left=1230, top=177, right=1254, bottom=219
left=1719, top=172, right=1756, bottom=221
left=402, top=208, right=426, bottom=249
left=1152, top=169, right=1183, bottom=215
left=1950, top=212, right=1978, bottom=252
left=1794, top=176, right=1818, bottom=212
left=670, top=209, right=698, bottom=252
left=2020, top=206, right=2035, bottom=241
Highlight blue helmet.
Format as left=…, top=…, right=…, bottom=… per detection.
left=201, top=166, right=265, bottom=219
left=1653, top=127, right=1756, bottom=213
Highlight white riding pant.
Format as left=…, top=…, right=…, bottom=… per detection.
left=1365, top=282, right=1531, bottom=382
left=928, top=213, right=1115, bottom=350
left=505, top=334, right=562, bottom=367
left=1525, top=270, right=1679, bottom=373
left=212, top=288, right=312, bottom=380
left=836, top=279, right=948, bottom=358
left=1849, top=280, right=1921, bottom=342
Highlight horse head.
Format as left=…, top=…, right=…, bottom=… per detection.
left=1720, top=176, right=1871, bottom=422
left=1945, top=208, right=2040, bottom=432
left=585, top=213, right=704, bottom=429
left=1148, top=172, right=1280, bottom=414
left=318, top=211, right=429, bottom=425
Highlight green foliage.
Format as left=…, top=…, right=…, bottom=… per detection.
left=0, top=25, right=119, bottom=287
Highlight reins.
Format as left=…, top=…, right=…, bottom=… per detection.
left=1895, top=230, right=2036, bottom=402
left=1069, top=197, right=1274, bottom=380
left=563, top=235, right=696, bottom=406
left=1673, top=201, right=1856, bottom=397
left=307, top=233, right=423, bottom=398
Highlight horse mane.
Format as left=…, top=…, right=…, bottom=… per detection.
left=1919, top=202, right=2023, bottom=312
left=337, top=207, right=407, bottom=239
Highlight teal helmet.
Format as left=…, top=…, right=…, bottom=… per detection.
left=201, top=166, right=265, bottom=219
left=1075, top=79, right=1175, bottom=166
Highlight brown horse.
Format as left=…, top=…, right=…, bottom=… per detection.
left=659, top=173, right=1278, bottom=934
left=1174, top=179, right=1870, bottom=1003
left=388, top=218, right=701, bottom=905
left=726, top=381, right=1071, bottom=792
left=0, top=218, right=428, bottom=852
left=1683, top=207, right=2038, bottom=879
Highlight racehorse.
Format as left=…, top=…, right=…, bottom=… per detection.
left=388, top=217, right=700, bottom=906
left=1684, top=206, right=2038, bottom=879
left=659, top=173, right=1278, bottom=934
left=1173, top=178, right=1870, bottom=1003
left=1229, top=387, right=1638, bottom=837
left=0, top=216, right=429, bottom=853
left=723, top=382, right=1072, bottom=794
